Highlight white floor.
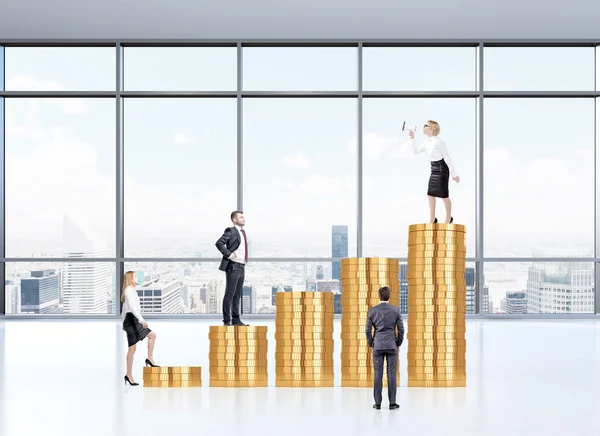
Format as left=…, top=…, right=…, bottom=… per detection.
left=1, top=319, right=600, bottom=436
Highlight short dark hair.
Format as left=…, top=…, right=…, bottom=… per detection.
left=378, top=286, right=391, bottom=302
left=230, top=210, right=243, bottom=222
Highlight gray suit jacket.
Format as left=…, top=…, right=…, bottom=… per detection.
left=365, top=303, right=405, bottom=350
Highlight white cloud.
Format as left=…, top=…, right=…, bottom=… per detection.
left=57, top=100, right=88, bottom=115
left=270, top=177, right=296, bottom=190
left=173, top=133, right=195, bottom=145
left=388, top=141, right=415, bottom=160
left=571, top=149, right=593, bottom=160
left=6, top=75, right=64, bottom=91
left=280, top=153, right=311, bottom=169
left=485, top=147, right=513, bottom=169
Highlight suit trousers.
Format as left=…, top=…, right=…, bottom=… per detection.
left=373, top=348, right=398, bottom=406
left=223, top=262, right=245, bottom=323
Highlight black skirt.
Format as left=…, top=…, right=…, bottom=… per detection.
left=123, top=312, right=152, bottom=347
left=427, top=159, right=450, bottom=198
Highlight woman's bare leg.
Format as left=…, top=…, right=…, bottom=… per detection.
left=127, top=344, right=136, bottom=381
left=428, top=196, right=436, bottom=223
left=443, top=198, right=452, bottom=223
left=147, top=331, right=157, bottom=364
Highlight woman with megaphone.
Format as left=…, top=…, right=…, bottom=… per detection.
left=407, top=120, right=459, bottom=224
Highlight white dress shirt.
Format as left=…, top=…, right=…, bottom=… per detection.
left=411, top=136, right=458, bottom=179
left=122, top=286, right=145, bottom=325
left=228, top=225, right=247, bottom=264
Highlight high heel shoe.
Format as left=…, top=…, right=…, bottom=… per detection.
left=449, top=217, right=454, bottom=224
left=124, top=375, right=139, bottom=386
left=433, top=218, right=438, bottom=223
left=145, top=358, right=159, bottom=367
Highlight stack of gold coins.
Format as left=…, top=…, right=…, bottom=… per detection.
left=143, top=366, right=202, bottom=387
left=340, top=258, right=400, bottom=387
left=407, top=223, right=467, bottom=388
left=275, top=292, right=334, bottom=387
left=208, top=326, right=268, bottom=387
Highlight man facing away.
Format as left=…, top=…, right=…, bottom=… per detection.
left=365, top=285, right=404, bottom=410
left=215, top=210, right=249, bottom=327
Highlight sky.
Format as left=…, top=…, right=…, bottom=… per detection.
left=2, top=45, right=598, bottom=260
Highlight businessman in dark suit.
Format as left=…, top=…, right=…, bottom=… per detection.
left=215, top=210, right=249, bottom=327
left=365, top=285, right=404, bottom=410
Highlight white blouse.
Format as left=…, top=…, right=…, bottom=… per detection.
left=410, top=136, right=458, bottom=179
left=122, top=286, right=145, bottom=325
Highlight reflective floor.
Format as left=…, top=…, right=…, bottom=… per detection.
left=1, top=319, right=600, bottom=436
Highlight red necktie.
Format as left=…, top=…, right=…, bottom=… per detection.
left=240, top=229, right=249, bottom=263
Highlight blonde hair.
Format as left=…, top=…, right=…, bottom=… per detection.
left=121, top=271, right=136, bottom=302
left=427, top=120, right=440, bottom=136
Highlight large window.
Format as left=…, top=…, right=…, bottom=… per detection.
left=5, top=261, right=116, bottom=315
left=242, top=47, right=357, bottom=91
left=5, top=98, right=116, bottom=257
left=123, top=47, right=237, bottom=91
left=484, top=98, right=594, bottom=258
left=483, top=262, right=594, bottom=314
left=484, top=47, right=595, bottom=91
left=124, top=98, right=237, bottom=257
left=362, top=46, right=478, bottom=91
left=243, top=98, right=357, bottom=258
left=4, top=47, right=115, bottom=91
left=2, top=42, right=600, bottom=317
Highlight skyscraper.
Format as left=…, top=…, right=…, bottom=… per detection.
left=527, top=261, right=593, bottom=313
left=399, top=263, right=408, bottom=314
left=61, top=213, right=110, bottom=314
left=331, top=225, right=348, bottom=281
left=137, top=279, right=182, bottom=314
left=20, top=270, right=60, bottom=314
left=466, top=267, right=476, bottom=314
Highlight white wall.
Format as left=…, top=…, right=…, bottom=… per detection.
left=0, top=0, right=599, bottom=40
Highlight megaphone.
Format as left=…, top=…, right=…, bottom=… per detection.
left=402, top=121, right=417, bottom=132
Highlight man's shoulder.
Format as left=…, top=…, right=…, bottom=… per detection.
left=383, top=303, right=400, bottom=313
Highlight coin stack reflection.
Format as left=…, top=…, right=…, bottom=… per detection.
left=208, top=326, right=268, bottom=387
left=275, top=292, right=334, bottom=387
left=407, top=223, right=467, bottom=387
left=143, top=366, right=202, bottom=388
left=340, top=258, right=400, bottom=387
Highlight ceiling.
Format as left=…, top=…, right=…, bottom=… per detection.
left=0, top=0, right=599, bottom=41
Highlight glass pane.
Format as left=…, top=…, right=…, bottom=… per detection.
left=5, top=98, right=116, bottom=257
left=484, top=47, right=595, bottom=91
left=400, top=261, right=477, bottom=315
left=123, top=47, right=237, bottom=91
left=363, top=47, right=477, bottom=91
left=124, top=98, right=236, bottom=257
left=484, top=262, right=594, bottom=314
left=484, top=99, right=594, bottom=257
left=362, top=98, right=476, bottom=258
left=122, top=261, right=342, bottom=315
left=123, top=262, right=219, bottom=314
left=243, top=47, right=357, bottom=91
left=5, top=261, right=116, bottom=315
left=5, top=47, right=116, bottom=91
left=243, top=99, right=357, bottom=257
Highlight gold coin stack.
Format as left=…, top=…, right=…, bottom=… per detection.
left=407, top=223, right=467, bottom=388
left=208, top=326, right=268, bottom=387
left=275, top=292, right=334, bottom=387
left=340, top=258, right=400, bottom=387
left=143, top=366, right=202, bottom=387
